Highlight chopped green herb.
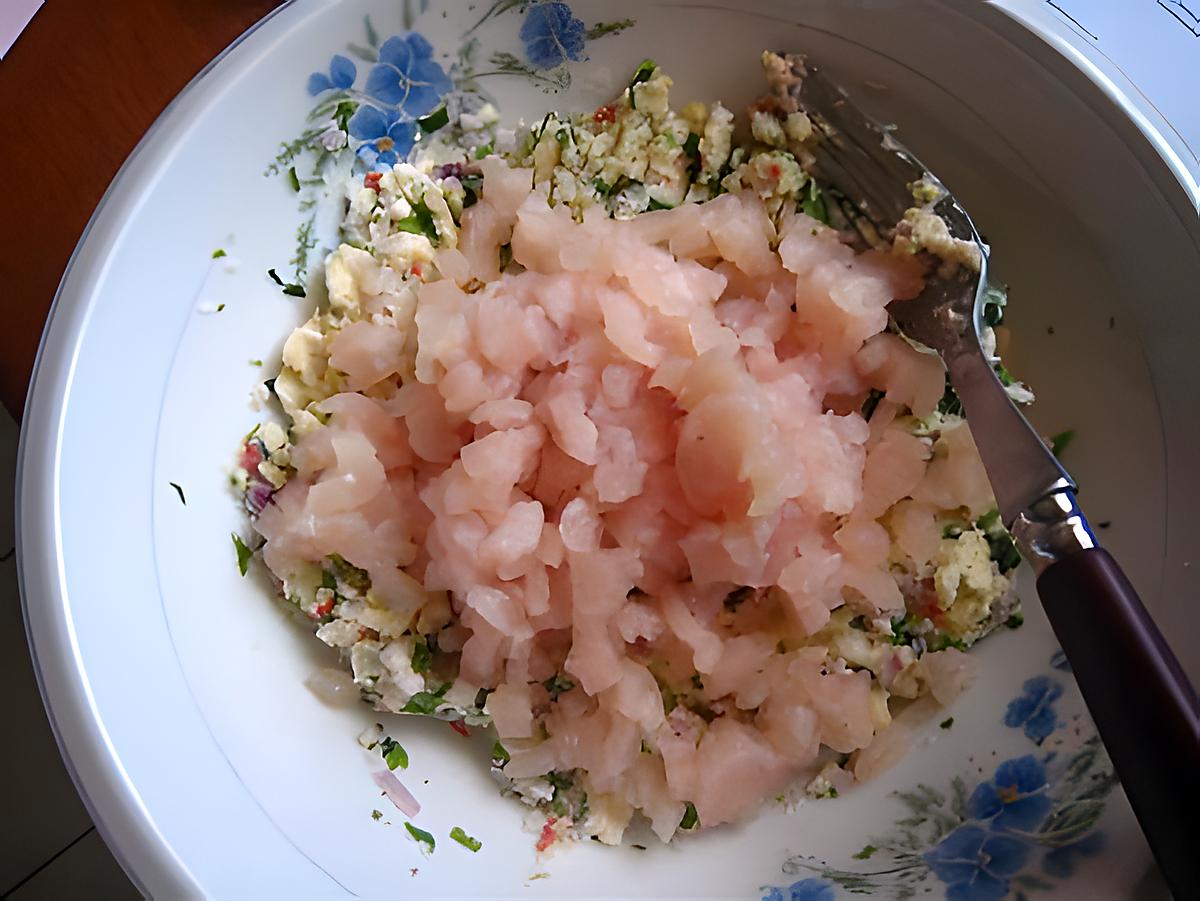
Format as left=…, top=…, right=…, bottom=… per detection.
left=799, top=179, right=829, bottom=224
left=682, top=132, right=701, bottom=179
left=981, top=283, right=1008, bottom=327
left=939, top=717, right=955, bottom=730
left=1049, top=429, right=1075, bottom=458
left=937, top=377, right=963, bottom=416
left=216, top=303, right=226, bottom=312
left=543, top=673, right=575, bottom=700
left=460, top=173, right=483, bottom=208
left=379, top=737, right=409, bottom=770
left=211, top=248, right=227, bottom=259
left=679, top=801, right=699, bottom=831
left=1005, top=612, right=1025, bottom=630
left=327, top=554, right=371, bottom=592
left=417, top=106, right=450, bottom=133
left=626, top=59, right=657, bottom=109
left=449, top=826, right=482, bottom=852
left=926, top=634, right=968, bottom=653
left=592, top=177, right=612, bottom=197
left=826, top=788, right=839, bottom=799
left=402, top=691, right=444, bottom=715
left=405, top=822, right=436, bottom=853
left=411, top=638, right=433, bottom=675
left=994, top=363, right=1016, bottom=387
left=287, top=166, right=301, bottom=193
left=168, top=482, right=186, bottom=505
left=394, top=200, right=439, bottom=243
left=861, top=388, right=885, bottom=421
left=231, top=533, right=253, bottom=576
left=371, top=808, right=383, bottom=821
left=975, top=507, right=1022, bottom=573
left=889, top=614, right=919, bottom=646
left=320, top=568, right=337, bottom=591
left=267, top=268, right=306, bottom=297
left=249, top=359, right=263, bottom=367
left=852, top=844, right=878, bottom=860
left=491, top=740, right=511, bottom=764
left=473, top=141, right=495, bottom=160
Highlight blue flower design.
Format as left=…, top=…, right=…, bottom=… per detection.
left=519, top=2, right=586, bottom=69
left=966, top=755, right=1053, bottom=833
left=347, top=105, right=417, bottom=170
left=925, top=825, right=1032, bottom=901
left=761, top=877, right=836, bottom=901
left=1042, top=831, right=1106, bottom=878
left=363, top=33, right=452, bottom=117
left=1049, top=648, right=1071, bottom=671
left=307, top=54, right=357, bottom=95
left=1004, top=675, right=1062, bottom=743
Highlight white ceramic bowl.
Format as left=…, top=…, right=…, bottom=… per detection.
left=19, top=1, right=1198, bottom=898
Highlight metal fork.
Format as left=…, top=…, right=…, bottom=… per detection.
left=778, top=53, right=1198, bottom=895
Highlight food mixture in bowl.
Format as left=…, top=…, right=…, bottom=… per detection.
left=232, top=53, right=1027, bottom=848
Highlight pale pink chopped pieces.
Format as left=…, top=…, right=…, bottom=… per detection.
left=255, top=181, right=1008, bottom=844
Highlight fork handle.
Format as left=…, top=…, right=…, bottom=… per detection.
left=1037, top=547, right=1200, bottom=896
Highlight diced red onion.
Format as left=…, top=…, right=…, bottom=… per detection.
left=372, top=769, right=421, bottom=818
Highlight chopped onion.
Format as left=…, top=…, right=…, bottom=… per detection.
left=304, top=667, right=358, bottom=707
left=372, top=769, right=421, bottom=818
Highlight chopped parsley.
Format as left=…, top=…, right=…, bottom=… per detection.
left=626, top=59, right=657, bottom=109
left=937, top=377, right=963, bottom=416
left=287, top=166, right=301, bottom=193
left=491, top=740, right=511, bottom=764
left=682, top=132, right=701, bottom=179
left=1005, top=612, right=1025, bottom=630
left=168, top=482, right=186, bottom=505
left=378, top=737, right=409, bottom=770
left=981, top=283, right=1008, bottom=327
left=1049, top=429, right=1075, bottom=458
left=542, top=673, right=575, bottom=700
left=402, top=686, right=448, bottom=715
left=449, top=826, right=482, bottom=852
left=800, top=179, right=829, bottom=224
left=211, top=248, right=227, bottom=259
left=249, top=359, right=263, bottom=367
left=939, top=717, right=955, bottom=730
left=889, top=614, right=920, bottom=646
left=411, top=638, right=433, bottom=675
left=976, top=508, right=1022, bottom=573
left=216, top=303, right=226, bottom=312
left=679, top=801, right=699, bottom=831
left=394, top=199, right=439, bottom=243
left=473, top=141, right=494, bottom=159
left=405, top=822, right=436, bottom=853
left=231, top=533, right=253, bottom=576
left=592, top=177, right=612, bottom=198
left=371, top=809, right=383, bottom=821
left=852, top=844, right=878, bottom=860
left=417, top=105, right=449, bottom=133
left=861, top=388, right=885, bottom=421
left=267, top=268, right=306, bottom=297
left=926, top=634, right=968, bottom=653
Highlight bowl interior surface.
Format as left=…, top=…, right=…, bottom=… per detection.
left=21, top=0, right=1198, bottom=897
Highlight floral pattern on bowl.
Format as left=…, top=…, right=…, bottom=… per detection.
left=264, top=5, right=1132, bottom=899
left=762, top=656, right=1114, bottom=901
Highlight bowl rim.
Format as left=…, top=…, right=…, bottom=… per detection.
left=15, top=1, right=1196, bottom=896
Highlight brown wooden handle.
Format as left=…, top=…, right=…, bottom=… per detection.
left=1037, top=548, right=1200, bottom=896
